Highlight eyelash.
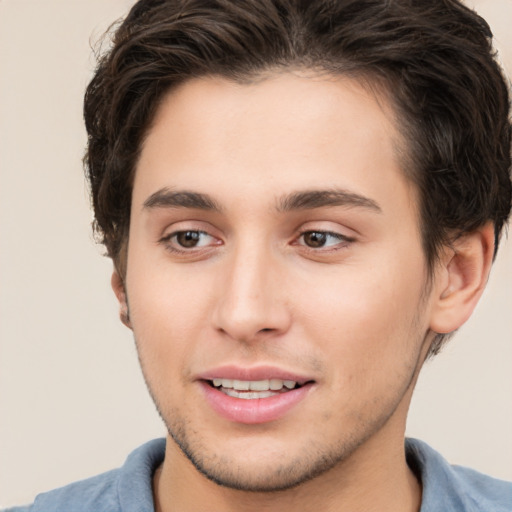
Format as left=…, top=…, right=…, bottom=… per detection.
left=159, top=230, right=219, bottom=255
left=159, top=228, right=354, bottom=256
left=295, top=230, right=354, bottom=251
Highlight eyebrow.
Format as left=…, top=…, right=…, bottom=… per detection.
left=277, top=189, right=382, bottom=213
left=142, top=187, right=381, bottom=214
left=143, top=188, right=222, bottom=212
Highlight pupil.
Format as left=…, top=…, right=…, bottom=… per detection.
left=177, top=231, right=200, bottom=247
left=305, top=232, right=326, bottom=247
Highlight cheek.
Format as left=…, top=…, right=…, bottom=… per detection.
left=128, top=247, right=213, bottom=319
left=295, top=260, right=428, bottom=370
left=126, top=261, right=215, bottom=375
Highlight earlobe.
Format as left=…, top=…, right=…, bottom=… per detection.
left=111, top=270, right=132, bottom=329
left=429, top=223, right=495, bottom=334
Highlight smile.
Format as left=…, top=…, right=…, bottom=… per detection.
left=210, top=378, right=299, bottom=399
left=200, top=372, right=314, bottom=424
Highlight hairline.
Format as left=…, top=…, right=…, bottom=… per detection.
left=114, top=67, right=437, bottom=280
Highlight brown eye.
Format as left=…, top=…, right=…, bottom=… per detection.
left=302, top=231, right=328, bottom=248
left=298, top=230, right=352, bottom=250
left=176, top=231, right=202, bottom=248
left=160, top=229, right=221, bottom=255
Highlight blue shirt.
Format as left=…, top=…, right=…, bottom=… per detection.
left=5, top=438, right=512, bottom=511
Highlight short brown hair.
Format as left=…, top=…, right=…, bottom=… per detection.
left=84, top=0, right=511, bottom=334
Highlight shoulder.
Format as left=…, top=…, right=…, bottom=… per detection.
left=449, top=465, right=512, bottom=511
left=30, top=468, right=120, bottom=512
left=406, top=438, right=512, bottom=512
left=0, top=470, right=119, bottom=512
left=4, top=438, right=166, bottom=512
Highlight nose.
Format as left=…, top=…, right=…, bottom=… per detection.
left=212, top=242, right=291, bottom=343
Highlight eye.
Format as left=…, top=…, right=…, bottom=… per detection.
left=161, top=230, right=219, bottom=252
left=175, top=230, right=209, bottom=248
left=298, top=230, right=352, bottom=249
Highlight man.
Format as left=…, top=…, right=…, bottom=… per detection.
left=6, top=0, right=511, bottom=510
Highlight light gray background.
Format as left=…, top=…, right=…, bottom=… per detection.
left=0, top=0, right=511, bottom=507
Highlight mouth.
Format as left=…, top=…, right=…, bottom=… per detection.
left=199, top=371, right=316, bottom=424
left=206, top=378, right=305, bottom=399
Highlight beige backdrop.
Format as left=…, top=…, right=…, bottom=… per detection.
left=0, top=0, right=511, bottom=507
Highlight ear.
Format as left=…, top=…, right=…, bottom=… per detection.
left=429, top=223, right=495, bottom=334
left=111, top=270, right=132, bottom=329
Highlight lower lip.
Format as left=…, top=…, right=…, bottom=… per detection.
left=200, top=381, right=313, bottom=424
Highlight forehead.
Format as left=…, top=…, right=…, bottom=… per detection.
left=134, top=72, right=415, bottom=215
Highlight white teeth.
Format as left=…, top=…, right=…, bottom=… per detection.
left=211, top=378, right=298, bottom=391
left=269, top=379, right=283, bottom=390
left=233, top=379, right=250, bottom=390
left=249, top=380, right=270, bottom=391
left=213, top=378, right=232, bottom=388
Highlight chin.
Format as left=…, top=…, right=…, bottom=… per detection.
left=178, top=442, right=341, bottom=492
left=165, top=416, right=362, bottom=493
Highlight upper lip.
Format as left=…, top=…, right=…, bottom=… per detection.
left=196, top=365, right=315, bottom=385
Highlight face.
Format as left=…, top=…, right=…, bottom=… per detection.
left=122, top=72, right=437, bottom=491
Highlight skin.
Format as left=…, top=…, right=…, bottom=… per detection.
left=113, top=72, right=494, bottom=512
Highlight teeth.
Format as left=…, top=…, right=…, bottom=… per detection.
left=249, top=380, right=269, bottom=391
left=233, top=379, right=250, bottom=390
left=211, top=378, right=297, bottom=391
left=269, top=379, right=283, bottom=390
